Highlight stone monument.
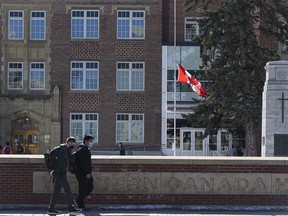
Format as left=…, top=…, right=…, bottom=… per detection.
left=262, top=60, right=288, bottom=156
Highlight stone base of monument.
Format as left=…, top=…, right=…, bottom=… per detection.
left=262, top=60, right=288, bottom=156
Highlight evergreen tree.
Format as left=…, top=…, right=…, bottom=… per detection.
left=183, top=0, right=288, bottom=156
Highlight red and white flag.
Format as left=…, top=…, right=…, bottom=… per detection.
left=177, top=63, right=208, bottom=97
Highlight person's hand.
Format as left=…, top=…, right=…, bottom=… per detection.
left=86, top=173, right=91, bottom=179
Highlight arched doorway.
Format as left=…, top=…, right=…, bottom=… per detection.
left=11, top=117, right=40, bottom=154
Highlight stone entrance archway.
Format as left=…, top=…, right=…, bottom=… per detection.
left=11, top=117, right=40, bottom=154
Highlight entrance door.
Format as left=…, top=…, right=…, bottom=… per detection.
left=11, top=117, right=40, bottom=154
left=12, top=130, right=40, bottom=154
left=181, top=129, right=206, bottom=156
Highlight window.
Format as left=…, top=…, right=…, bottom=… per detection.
left=8, top=62, right=23, bottom=89
left=209, top=134, right=217, bottom=151
left=30, top=11, right=46, bottom=40
left=167, top=69, right=207, bottom=101
left=185, top=18, right=202, bottom=41
left=70, top=113, right=98, bottom=142
left=71, top=10, right=99, bottom=39
left=281, top=40, right=288, bottom=52
left=71, top=61, right=99, bottom=90
left=116, top=114, right=144, bottom=142
left=116, top=62, right=144, bottom=91
left=220, top=131, right=230, bottom=151
left=166, top=46, right=205, bottom=101
left=8, top=10, right=24, bottom=40
left=166, top=118, right=187, bottom=149
left=30, top=62, right=45, bottom=90
left=117, top=10, right=145, bottom=39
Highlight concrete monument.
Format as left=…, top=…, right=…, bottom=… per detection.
left=262, top=60, right=288, bottom=156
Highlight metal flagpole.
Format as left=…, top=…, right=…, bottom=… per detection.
left=173, top=0, right=177, bottom=156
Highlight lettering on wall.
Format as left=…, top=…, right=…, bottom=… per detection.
left=33, top=172, right=288, bottom=195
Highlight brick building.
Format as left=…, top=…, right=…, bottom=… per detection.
left=0, top=0, right=286, bottom=156
left=0, top=0, right=162, bottom=154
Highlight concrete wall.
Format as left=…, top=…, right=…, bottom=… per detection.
left=1, top=155, right=288, bottom=206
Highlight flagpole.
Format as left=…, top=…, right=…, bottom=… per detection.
left=173, top=0, right=177, bottom=156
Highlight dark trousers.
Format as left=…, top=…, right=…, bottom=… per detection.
left=49, top=171, right=74, bottom=209
left=75, top=173, right=93, bottom=208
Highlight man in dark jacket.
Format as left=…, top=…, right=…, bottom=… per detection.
left=48, top=136, right=82, bottom=214
left=75, top=134, right=94, bottom=211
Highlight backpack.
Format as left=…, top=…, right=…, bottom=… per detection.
left=68, top=151, right=78, bottom=174
left=69, top=145, right=83, bottom=174
left=44, top=146, right=60, bottom=171
left=4, top=146, right=11, bottom=154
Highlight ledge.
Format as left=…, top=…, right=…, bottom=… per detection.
left=0, top=155, right=288, bottom=165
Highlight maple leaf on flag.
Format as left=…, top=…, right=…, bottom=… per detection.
left=177, top=63, right=208, bottom=97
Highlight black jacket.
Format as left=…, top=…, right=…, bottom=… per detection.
left=75, top=144, right=92, bottom=175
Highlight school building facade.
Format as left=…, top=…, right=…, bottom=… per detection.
left=0, top=0, right=162, bottom=154
left=0, top=0, right=286, bottom=156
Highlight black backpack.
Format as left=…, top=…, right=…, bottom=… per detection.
left=69, top=146, right=82, bottom=174
left=4, top=146, right=11, bottom=154
left=44, top=146, right=60, bottom=171
left=68, top=151, right=77, bottom=174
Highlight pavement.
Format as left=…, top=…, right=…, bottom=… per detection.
left=1, top=205, right=288, bottom=216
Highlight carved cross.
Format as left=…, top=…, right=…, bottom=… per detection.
left=278, top=92, right=288, bottom=123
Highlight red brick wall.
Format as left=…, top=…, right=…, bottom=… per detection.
left=0, top=0, right=162, bottom=148
left=1, top=155, right=288, bottom=206
left=48, top=1, right=163, bottom=148
left=162, top=0, right=220, bottom=43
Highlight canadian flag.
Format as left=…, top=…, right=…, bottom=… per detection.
left=177, top=63, right=208, bottom=97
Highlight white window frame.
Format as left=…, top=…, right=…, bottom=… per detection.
left=116, top=113, right=144, bottom=142
left=70, top=61, right=99, bottom=90
left=185, top=17, right=202, bottom=41
left=8, top=62, right=23, bottom=90
left=117, top=10, right=145, bottom=39
left=71, top=10, right=99, bottom=39
left=30, top=62, right=45, bottom=90
left=70, top=113, right=98, bottom=142
left=8, top=10, right=24, bottom=40
left=30, top=11, right=46, bottom=40
left=116, top=62, right=145, bottom=91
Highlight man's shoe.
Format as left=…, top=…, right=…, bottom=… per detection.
left=69, top=206, right=82, bottom=213
left=47, top=208, right=62, bottom=214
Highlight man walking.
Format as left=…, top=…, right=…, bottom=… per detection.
left=75, top=134, right=94, bottom=211
left=48, top=136, right=82, bottom=214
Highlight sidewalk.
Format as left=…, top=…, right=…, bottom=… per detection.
left=0, top=205, right=288, bottom=216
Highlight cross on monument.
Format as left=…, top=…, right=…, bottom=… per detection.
left=278, top=92, right=288, bottom=123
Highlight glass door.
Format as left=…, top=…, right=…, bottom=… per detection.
left=219, top=130, right=232, bottom=156
left=11, top=117, right=40, bottom=154
left=192, top=129, right=206, bottom=156
left=12, top=130, right=40, bottom=154
left=181, top=129, right=192, bottom=156
left=181, top=128, right=206, bottom=156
